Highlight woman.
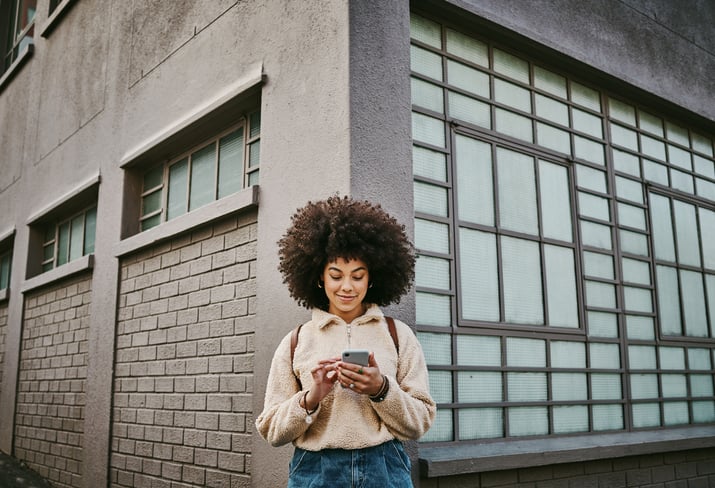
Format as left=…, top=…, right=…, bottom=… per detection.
left=256, top=196, right=435, bottom=487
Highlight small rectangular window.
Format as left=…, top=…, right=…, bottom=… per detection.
left=41, top=205, right=97, bottom=272
left=1, top=0, right=36, bottom=74
left=0, top=249, right=11, bottom=290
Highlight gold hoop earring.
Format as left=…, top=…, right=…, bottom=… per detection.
left=369, top=282, right=374, bottom=288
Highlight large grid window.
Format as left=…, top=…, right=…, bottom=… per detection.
left=140, top=113, right=260, bottom=232
left=41, top=206, right=97, bottom=272
left=410, top=13, right=715, bottom=444
left=1, top=0, right=35, bottom=74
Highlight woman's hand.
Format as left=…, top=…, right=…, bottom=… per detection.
left=337, top=352, right=383, bottom=396
left=302, top=358, right=340, bottom=410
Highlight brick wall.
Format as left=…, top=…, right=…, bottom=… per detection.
left=14, top=274, right=91, bottom=488
left=111, top=211, right=257, bottom=488
left=0, top=301, right=7, bottom=402
left=421, top=447, right=715, bottom=487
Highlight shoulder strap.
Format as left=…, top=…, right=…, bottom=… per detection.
left=385, top=316, right=399, bottom=354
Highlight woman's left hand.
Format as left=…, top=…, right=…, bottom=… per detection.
left=338, top=352, right=383, bottom=396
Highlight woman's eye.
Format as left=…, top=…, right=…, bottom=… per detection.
left=330, top=275, right=341, bottom=280
left=353, top=275, right=365, bottom=281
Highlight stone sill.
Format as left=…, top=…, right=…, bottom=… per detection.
left=21, top=254, right=94, bottom=294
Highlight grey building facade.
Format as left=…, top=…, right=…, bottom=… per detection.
left=0, top=1, right=713, bottom=487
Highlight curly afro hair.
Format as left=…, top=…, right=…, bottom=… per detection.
left=278, top=195, right=416, bottom=310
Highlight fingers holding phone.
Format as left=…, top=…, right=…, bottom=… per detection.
left=338, top=350, right=382, bottom=395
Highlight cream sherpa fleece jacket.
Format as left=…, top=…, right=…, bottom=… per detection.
left=256, top=305, right=435, bottom=450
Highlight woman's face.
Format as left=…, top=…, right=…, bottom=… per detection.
left=321, top=257, right=370, bottom=323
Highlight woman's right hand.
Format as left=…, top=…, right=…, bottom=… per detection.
left=302, top=358, right=340, bottom=410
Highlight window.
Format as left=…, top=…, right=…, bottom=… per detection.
left=1, top=0, right=36, bottom=74
left=140, top=112, right=260, bottom=232
left=410, top=13, right=715, bottom=444
left=0, top=248, right=11, bottom=291
left=41, top=205, right=97, bottom=272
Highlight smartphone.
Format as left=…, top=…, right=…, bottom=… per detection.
left=341, top=349, right=370, bottom=366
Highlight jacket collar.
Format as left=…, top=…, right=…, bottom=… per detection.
left=312, top=304, right=384, bottom=329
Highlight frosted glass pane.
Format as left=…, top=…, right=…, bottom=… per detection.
left=586, top=281, right=615, bottom=309
left=680, top=270, right=708, bottom=337
left=696, top=178, right=715, bottom=200
left=581, top=221, right=612, bottom=250
left=535, top=94, right=568, bottom=125
left=611, top=124, right=638, bottom=151
left=411, top=78, right=444, bottom=113
left=612, top=149, right=640, bottom=176
left=699, top=208, right=715, bottom=269
left=417, top=332, right=452, bottom=365
left=447, top=59, right=489, bottom=96
left=693, top=401, right=715, bottom=423
left=537, top=122, right=570, bottom=154
left=189, top=144, right=216, bottom=211
left=665, top=121, right=689, bottom=145
left=673, top=200, right=700, bottom=266
left=626, top=315, right=655, bottom=340
left=415, top=218, right=450, bottom=254
left=412, top=112, right=445, bottom=147
left=494, top=79, right=531, bottom=112
left=420, top=409, right=453, bottom=442
left=579, top=192, right=610, bottom=221
left=590, top=343, right=620, bottom=369
left=457, top=335, right=501, bottom=367
left=575, top=164, right=607, bottom=193
left=656, top=265, right=682, bottom=335
left=619, top=229, right=648, bottom=256
left=624, top=286, right=652, bottom=313
left=609, top=99, right=636, bottom=125
left=615, top=176, right=643, bottom=204
left=83, top=208, right=97, bottom=257
left=688, top=349, right=711, bottom=370
left=413, top=146, right=447, bottom=182
left=141, top=214, right=160, bottom=232
left=550, top=341, right=586, bottom=368
left=671, top=169, right=694, bottom=194
left=459, top=371, right=502, bottom=402
left=493, top=49, right=529, bottom=83
left=628, top=345, right=656, bottom=369
left=663, top=402, right=689, bottom=425
left=414, top=181, right=448, bottom=217
left=639, top=111, right=663, bottom=136
left=218, top=130, right=244, bottom=199
left=508, top=407, right=548, bottom=436
left=618, top=203, right=646, bottom=230
left=411, top=45, right=443, bottom=80
left=588, top=311, right=618, bottom=338
left=448, top=91, right=491, bottom=129
left=584, top=252, right=613, bottom=279
left=497, top=149, right=537, bottom=234
left=622, top=258, right=650, bottom=285
left=571, top=82, right=601, bottom=112
left=410, top=14, right=441, bottom=48
left=707, top=275, right=715, bottom=337
left=446, top=28, right=487, bottom=64
left=659, top=347, right=685, bottom=369
left=574, top=136, right=605, bottom=165
left=572, top=108, right=603, bottom=137
left=649, top=194, right=675, bottom=261
left=630, top=374, right=658, bottom=399
left=641, top=134, right=666, bottom=161
left=544, top=246, right=578, bottom=327
left=694, top=154, right=715, bottom=178
left=591, top=374, right=622, bottom=400
left=459, top=229, right=499, bottom=321
left=662, top=374, right=687, bottom=397
left=495, top=108, right=533, bottom=143
left=69, top=215, right=83, bottom=261
left=592, top=404, right=623, bottom=431
left=692, top=132, right=714, bottom=157
left=459, top=408, right=503, bottom=439
left=143, top=165, right=163, bottom=189
left=552, top=373, right=587, bottom=401
left=502, top=237, right=543, bottom=324
left=167, top=158, right=188, bottom=220
left=508, top=373, right=547, bottom=402
left=534, top=66, right=566, bottom=97
left=428, top=371, right=453, bottom=403
left=416, top=292, right=451, bottom=327
left=690, top=375, right=714, bottom=397
left=668, top=144, right=692, bottom=170
left=506, top=337, right=545, bottom=367
left=455, top=136, right=493, bottom=226
left=553, top=406, right=588, bottom=434
left=633, top=403, right=660, bottom=428
left=416, top=255, right=450, bottom=290
left=539, top=161, right=572, bottom=242
left=644, top=159, right=669, bottom=185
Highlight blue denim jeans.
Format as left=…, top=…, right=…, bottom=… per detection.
left=287, top=439, right=413, bottom=487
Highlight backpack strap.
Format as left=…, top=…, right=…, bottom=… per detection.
left=385, top=316, right=399, bottom=354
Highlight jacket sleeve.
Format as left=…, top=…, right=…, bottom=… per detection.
left=255, top=333, right=318, bottom=446
left=372, top=321, right=436, bottom=440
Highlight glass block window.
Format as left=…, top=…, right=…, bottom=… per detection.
left=140, top=114, right=260, bottom=232
left=41, top=206, right=97, bottom=272
left=0, top=248, right=11, bottom=291
left=411, top=12, right=715, bottom=444
left=1, top=0, right=35, bottom=75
